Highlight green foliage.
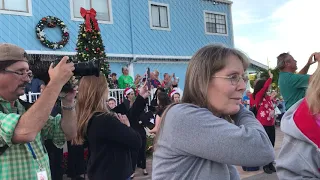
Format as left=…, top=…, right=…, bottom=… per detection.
left=249, top=80, right=255, bottom=89
left=271, top=68, right=280, bottom=88
left=249, top=68, right=280, bottom=91
left=75, top=23, right=114, bottom=88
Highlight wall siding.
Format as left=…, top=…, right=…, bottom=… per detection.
left=0, top=0, right=233, bottom=56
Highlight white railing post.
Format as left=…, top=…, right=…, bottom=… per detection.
left=28, top=92, right=32, bottom=103
left=26, top=92, right=41, bottom=103
left=109, top=88, right=154, bottom=107
left=27, top=89, right=155, bottom=107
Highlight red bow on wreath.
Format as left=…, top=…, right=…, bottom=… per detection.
left=80, top=7, right=100, bottom=32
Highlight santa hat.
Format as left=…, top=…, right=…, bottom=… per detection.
left=108, top=96, right=117, bottom=102
left=124, top=87, right=134, bottom=96
left=169, top=90, right=179, bottom=98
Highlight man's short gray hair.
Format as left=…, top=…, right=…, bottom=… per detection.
left=277, top=52, right=291, bottom=70
left=122, top=66, right=128, bottom=71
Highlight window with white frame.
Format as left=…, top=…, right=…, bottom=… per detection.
left=71, top=0, right=112, bottom=23
left=204, top=11, right=227, bottom=35
left=0, top=0, right=31, bottom=16
left=149, top=2, right=170, bottom=30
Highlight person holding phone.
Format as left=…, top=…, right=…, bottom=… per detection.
left=277, top=52, right=320, bottom=110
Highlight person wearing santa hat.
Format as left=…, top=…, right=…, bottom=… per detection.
left=112, top=87, right=135, bottom=114
left=124, top=87, right=134, bottom=98
left=124, top=87, right=135, bottom=107
left=107, top=97, right=117, bottom=109
left=169, top=90, right=180, bottom=103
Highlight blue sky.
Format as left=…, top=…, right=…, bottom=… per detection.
left=232, top=0, right=320, bottom=73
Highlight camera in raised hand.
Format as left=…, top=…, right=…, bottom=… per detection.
left=55, top=58, right=101, bottom=93
left=53, top=58, right=100, bottom=77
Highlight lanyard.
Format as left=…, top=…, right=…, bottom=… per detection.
left=27, top=142, right=43, bottom=169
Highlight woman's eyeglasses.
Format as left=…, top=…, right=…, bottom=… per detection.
left=212, top=74, right=248, bottom=86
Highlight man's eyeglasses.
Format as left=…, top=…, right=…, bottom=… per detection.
left=3, top=69, right=32, bottom=78
left=212, top=74, right=248, bottom=86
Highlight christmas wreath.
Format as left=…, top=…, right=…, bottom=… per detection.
left=36, top=16, right=69, bottom=49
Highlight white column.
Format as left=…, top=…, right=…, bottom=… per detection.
left=128, top=61, right=134, bottom=78
left=246, top=71, right=251, bottom=91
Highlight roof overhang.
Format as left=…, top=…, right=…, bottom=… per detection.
left=250, top=59, right=268, bottom=70
left=204, top=0, right=233, bottom=4
left=215, top=0, right=233, bottom=4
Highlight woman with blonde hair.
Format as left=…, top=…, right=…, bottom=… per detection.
left=152, top=44, right=275, bottom=179
left=73, top=73, right=149, bottom=180
left=276, top=59, right=320, bottom=179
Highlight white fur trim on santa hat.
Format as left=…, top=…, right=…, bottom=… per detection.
left=170, top=90, right=179, bottom=98
left=108, top=97, right=117, bottom=105
left=124, top=88, right=134, bottom=96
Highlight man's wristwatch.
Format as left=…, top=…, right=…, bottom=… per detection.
left=61, top=101, right=76, bottom=110
left=62, top=105, right=75, bottom=110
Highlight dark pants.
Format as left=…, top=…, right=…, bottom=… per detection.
left=277, top=113, right=284, bottom=121
left=137, top=135, right=147, bottom=169
left=45, top=140, right=63, bottom=180
left=263, top=125, right=275, bottom=147
left=263, top=125, right=276, bottom=168
left=131, top=127, right=146, bottom=172
left=67, top=141, right=85, bottom=178
left=242, top=125, right=276, bottom=172
left=131, top=149, right=139, bottom=173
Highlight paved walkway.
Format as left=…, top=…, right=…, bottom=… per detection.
left=134, top=126, right=283, bottom=180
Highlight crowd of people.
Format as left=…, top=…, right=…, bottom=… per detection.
left=239, top=51, right=320, bottom=178
left=17, top=47, right=183, bottom=179
left=0, top=42, right=319, bottom=180
left=109, top=66, right=180, bottom=91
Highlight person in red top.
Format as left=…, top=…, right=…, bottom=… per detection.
left=249, top=93, right=254, bottom=108
left=252, top=70, right=277, bottom=174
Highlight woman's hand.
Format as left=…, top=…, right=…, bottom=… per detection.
left=115, top=113, right=130, bottom=127
left=149, top=128, right=157, bottom=134
left=139, top=81, right=151, bottom=99
left=268, top=70, right=273, bottom=79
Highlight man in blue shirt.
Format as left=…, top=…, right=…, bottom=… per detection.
left=24, top=71, right=45, bottom=102
left=242, top=90, right=251, bottom=109
left=25, top=71, right=45, bottom=93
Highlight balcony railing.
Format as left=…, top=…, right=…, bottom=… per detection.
left=21, top=88, right=155, bottom=107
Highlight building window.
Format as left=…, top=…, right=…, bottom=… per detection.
left=0, top=0, right=32, bottom=16
left=204, top=11, right=227, bottom=35
left=149, top=2, right=170, bottom=31
left=71, top=0, right=113, bottom=24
